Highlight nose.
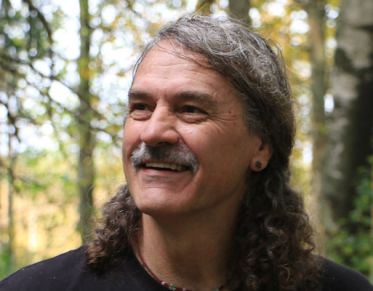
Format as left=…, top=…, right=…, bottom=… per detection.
left=140, top=105, right=179, bottom=146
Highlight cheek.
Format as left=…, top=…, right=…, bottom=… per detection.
left=200, top=129, right=252, bottom=172
left=123, top=122, right=139, bottom=155
left=122, top=125, right=141, bottom=178
left=184, top=130, right=227, bottom=167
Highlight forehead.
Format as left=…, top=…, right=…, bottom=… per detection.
left=136, top=40, right=208, bottom=74
left=131, top=41, right=240, bottom=104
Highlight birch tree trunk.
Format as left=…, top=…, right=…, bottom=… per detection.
left=324, top=0, right=373, bottom=237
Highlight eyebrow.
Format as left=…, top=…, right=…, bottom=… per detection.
left=128, top=90, right=152, bottom=102
left=128, top=89, right=218, bottom=110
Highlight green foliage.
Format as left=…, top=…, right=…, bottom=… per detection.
left=1, top=0, right=371, bottom=282
left=18, top=148, right=77, bottom=202
left=0, top=245, right=12, bottom=279
left=327, top=167, right=373, bottom=276
left=0, top=0, right=51, bottom=59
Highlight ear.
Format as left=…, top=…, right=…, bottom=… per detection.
left=250, top=140, right=272, bottom=172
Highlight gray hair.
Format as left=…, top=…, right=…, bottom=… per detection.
left=132, top=14, right=295, bottom=173
left=89, top=16, right=317, bottom=290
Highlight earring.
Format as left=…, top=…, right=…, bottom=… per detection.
left=255, top=161, right=262, bottom=170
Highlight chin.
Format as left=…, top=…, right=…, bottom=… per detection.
left=129, top=185, right=198, bottom=218
left=134, top=198, right=192, bottom=219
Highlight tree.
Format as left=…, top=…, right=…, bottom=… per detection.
left=196, top=0, right=214, bottom=15
left=324, top=0, right=373, bottom=270
left=195, top=0, right=250, bottom=24
left=5, top=92, right=18, bottom=274
left=77, top=0, right=95, bottom=243
left=303, top=0, right=328, bottom=250
left=0, top=0, right=54, bottom=272
left=229, top=0, right=250, bottom=24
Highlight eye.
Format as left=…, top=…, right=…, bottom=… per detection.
left=180, top=105, right=205, bottom=114
left=129, top=102, right=152, bottom=120
left=178, top=105, right=208, bottom=123
left=131, top=103, right=147, bottom=111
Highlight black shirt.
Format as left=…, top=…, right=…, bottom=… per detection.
left=1, top=247, right=372, bottom=291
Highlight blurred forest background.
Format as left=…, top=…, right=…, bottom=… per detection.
left=0, top=0, right=372, bottom=282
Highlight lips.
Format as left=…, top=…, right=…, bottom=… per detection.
left=142, top=162, right=189, bottom=172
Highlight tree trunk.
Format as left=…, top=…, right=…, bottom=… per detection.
left=371, top=166, right=373, bottom=281
left=195, top=0, right=214, bottom=15
left=229, top=0, right=250, bottom=25
left=6, top=94, right=17, bottom=273
left=7, top=136, right=15, bottom=273
left=325, top=0, right=373, bottom=243
left=77, top=0, right=95, bottom=243
left=305, top=0, right=328, bottom=252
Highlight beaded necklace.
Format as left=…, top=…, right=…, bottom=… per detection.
left=137, top=250, right=225, bottom=291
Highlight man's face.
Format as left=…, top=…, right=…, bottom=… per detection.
left=123, top=41, right=268, bottom=218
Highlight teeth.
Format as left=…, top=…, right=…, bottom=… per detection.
left=145, top=162, right=184, bottom=171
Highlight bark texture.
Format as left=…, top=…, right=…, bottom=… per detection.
left=77, top=0, right=95, bottom=243
left=305, top=0, right=328, bottom=250
left=325, top=0, right=373, bottom=230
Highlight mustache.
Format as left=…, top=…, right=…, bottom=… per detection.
left=130, top=142, right=199, bottom=173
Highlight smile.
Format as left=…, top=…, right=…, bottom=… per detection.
left=142, top=162, right=188, bottom=172
left=130, top=142, right=199, bottom=173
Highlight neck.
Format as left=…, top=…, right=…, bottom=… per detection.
left=135, top=210, right=238, bottom=291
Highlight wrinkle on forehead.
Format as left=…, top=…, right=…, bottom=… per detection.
left=147, top=39, right=213, bottom=73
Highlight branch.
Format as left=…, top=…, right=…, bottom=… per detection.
left=22, top=0, right=53, bottom=44
left=22, top=0, right=56, bottom=80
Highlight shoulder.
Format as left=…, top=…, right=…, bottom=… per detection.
left=319, top=257, right=373, bottom=291
left=0, top=247, right=86, bottom=291
left=0, top=247, right=168, bottom=291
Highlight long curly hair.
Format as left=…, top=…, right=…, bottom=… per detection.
left=86, top=15, right=319, bottom=290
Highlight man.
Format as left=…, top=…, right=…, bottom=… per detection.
left=1, top=15, right=372, bottom=291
